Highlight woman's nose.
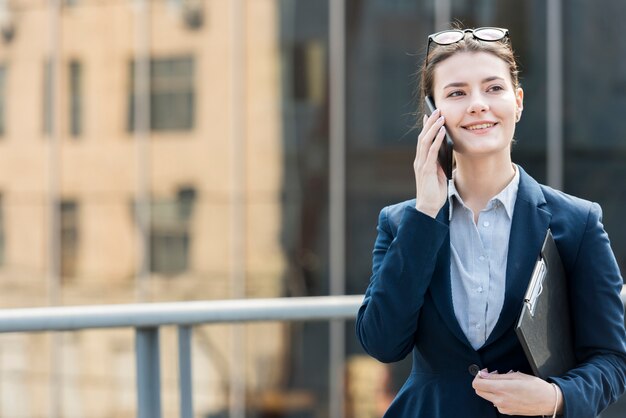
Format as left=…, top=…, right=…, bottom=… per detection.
left=466, top=95, right=489, bottom=114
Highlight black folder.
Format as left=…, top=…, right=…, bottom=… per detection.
left=515, top=229, right=577, bottom=379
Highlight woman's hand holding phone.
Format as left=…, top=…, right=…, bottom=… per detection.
left=414, top=109, right=448, bottom=218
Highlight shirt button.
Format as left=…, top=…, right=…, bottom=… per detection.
left=478, top=255, right=486, bottom=261
left=477, top=287, right=483, bottom=293
left=475, top=324, right=481, bottom=329
left=483, top=221, right=490, bottom=227
left=468, top=364, right=481, bottom=376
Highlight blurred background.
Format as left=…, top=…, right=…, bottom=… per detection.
left=0, top=0, right=624, bottom=417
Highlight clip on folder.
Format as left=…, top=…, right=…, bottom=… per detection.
left=515, top=229, right=577, bottom=380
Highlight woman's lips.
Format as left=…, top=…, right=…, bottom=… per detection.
left=462, top=122, right=498, bottom=133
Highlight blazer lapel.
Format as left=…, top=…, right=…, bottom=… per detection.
left=429, top=201, right=475, bottom=349
left=418, top=166, right=553, bottom=352
left=482, top=167, right=552, bottom=348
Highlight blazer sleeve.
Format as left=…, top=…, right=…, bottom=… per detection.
left=355, top=204, right=449, bottom=363
left=549, top=203, right=626, bottom=418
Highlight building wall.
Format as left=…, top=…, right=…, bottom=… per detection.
left=0, top=0, right=287, bottom=416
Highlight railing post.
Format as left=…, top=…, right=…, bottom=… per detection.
left=178, top=325, right=194, bottom=418
left=136, top=327, right=162, bottom=418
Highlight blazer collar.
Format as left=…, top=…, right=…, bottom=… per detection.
left=429, top=166, right=552, bottom=351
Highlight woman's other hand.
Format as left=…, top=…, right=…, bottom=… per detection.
left=472, top=370, right=563, bottom=416
left=414, top=110, right=448, bottom=218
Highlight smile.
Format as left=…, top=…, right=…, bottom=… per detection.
left=464, top=122, right=498, bottom=131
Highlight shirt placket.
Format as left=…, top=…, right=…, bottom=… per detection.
left=468, top=208, right=489, bottom=347
left=476, top=206, right=495, bottom=345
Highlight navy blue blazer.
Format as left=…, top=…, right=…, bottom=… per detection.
left=356, top=166, right=626, bottom=418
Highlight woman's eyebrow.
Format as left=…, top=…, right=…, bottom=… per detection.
left=443, top=76, right=506, bottom=90
left=483, top=76, right=506, bottom=83
left=443, top=82, right=467, bottom=89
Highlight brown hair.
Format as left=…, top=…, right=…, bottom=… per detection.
left=418, top=32, right=520, bottom=115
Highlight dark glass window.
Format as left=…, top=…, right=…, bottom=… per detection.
left=291, top=41, right=326, bottom=104
left=276, top=2, right=626, bottom=416
left=128, top=56, right=195, bottom=132
left=563, top=1, right=626, bottom=275
left=279, top=2, right=331, bottom=417
left=69, top=60, right=82, bottom=137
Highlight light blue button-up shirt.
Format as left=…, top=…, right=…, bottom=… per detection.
left=448, top=165, right=520, bottom=350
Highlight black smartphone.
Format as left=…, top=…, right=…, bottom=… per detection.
left=424, top=95, right=454, bottom=179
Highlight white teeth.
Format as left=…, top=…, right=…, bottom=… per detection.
left=466, top=123, right=494, bottom=130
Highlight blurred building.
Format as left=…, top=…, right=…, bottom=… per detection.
left=0, top=0, right=288, bottom=417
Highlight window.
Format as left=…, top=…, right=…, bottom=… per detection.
left=128, top=56, right=195, bottom=132
left=291, top=41, right=325, bottom=105
left=0, top=66, right=5, bottom=136
left=69, top=60, right=82, bottom=137
left=60, top=200, right=79, bottom=279
left=149, top=187, right=196, bottom=275
left=132, top=187, right=196, bottom=275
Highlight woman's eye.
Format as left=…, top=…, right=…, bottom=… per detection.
left=488, top=85, right=504, bottom=92
left=447, top=90, right=465, bottom=97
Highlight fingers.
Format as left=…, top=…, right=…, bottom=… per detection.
left=472, top=371, right=533, bottom=402
left=472, top=371, right=509, bottom=394
left=472, top=375, right=504, bottom=408
left=415, top=115, right=427, bottom=169
left=424, top=125, right=446, bottom=168
left=418, top=108, right=440, bottom=141
left=472, top=369, right=557, bottom=416
left=416, top=112, right=445, bottom=170
left=417, top=109, right=443, bottom=152
left=476, top=370, right=529, bottom=381
left=417, top=109, right=441, bottom=146
left=414, top=109, right=448, bottom=217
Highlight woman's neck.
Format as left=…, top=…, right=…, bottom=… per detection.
left=453, top=155, right=516, bottom=218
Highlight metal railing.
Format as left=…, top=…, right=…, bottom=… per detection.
left=0, top=288, right=624, bottom=418
left=0, top=295, right=364, bottom=418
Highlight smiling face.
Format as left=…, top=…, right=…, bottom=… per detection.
left=432, top=51, right=524, bottom=161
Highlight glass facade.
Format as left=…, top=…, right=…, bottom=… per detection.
left=562, top=0, right=626, bottom=273
left=279, top=1, right=626, bottom=417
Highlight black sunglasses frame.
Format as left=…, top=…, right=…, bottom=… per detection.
left=425, top=27, right=510, bottom=68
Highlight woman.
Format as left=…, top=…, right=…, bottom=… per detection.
left=355, top=27, right=626, bottom=418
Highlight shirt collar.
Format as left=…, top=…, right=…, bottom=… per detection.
left=448, top=164, right=520, bottom=221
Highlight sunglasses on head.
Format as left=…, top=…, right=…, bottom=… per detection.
left=425, top=27, right=510, bottom=68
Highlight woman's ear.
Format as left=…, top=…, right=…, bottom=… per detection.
left=515, top=87, right=524, bottom=122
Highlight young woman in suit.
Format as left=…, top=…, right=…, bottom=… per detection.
left=356, top=27, right=626, bottom=418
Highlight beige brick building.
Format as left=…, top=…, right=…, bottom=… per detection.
left=0, top=0, right=287, bottom=416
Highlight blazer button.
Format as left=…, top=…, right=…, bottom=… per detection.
left=468, top=364, right=481, bottom=376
